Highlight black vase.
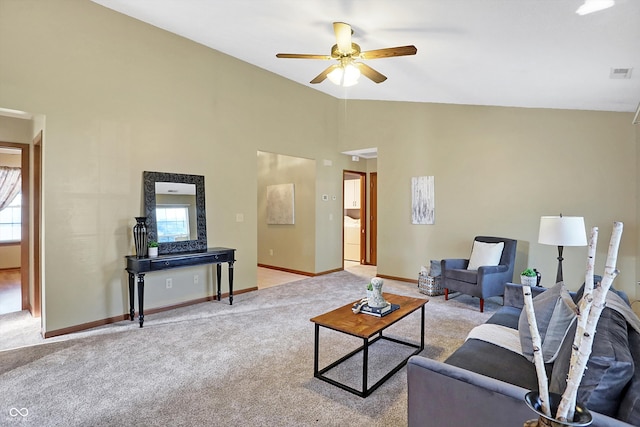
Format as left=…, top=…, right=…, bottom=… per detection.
left=534, top=268, right=542, bottom=286
left=133, top=217, right=148, bottom=258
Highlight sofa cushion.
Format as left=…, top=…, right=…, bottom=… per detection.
left=467, top=241, right=504, bottom=270
left=518, top=281, right=576, bottom=363
left=487, top=306, right=522, bottom=330
left=550, top=306, right=634, bottom=418
left=617, top=328, right=640, bottom=424
left=445, top=338, right=542, bottom=391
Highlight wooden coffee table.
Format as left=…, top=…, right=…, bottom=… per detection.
left=310, top=292, right=428, bottom=397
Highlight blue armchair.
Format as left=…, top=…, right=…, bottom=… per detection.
left=441, top=236, right=517, bottom=312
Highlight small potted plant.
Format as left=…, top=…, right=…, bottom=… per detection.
left=148, top=240, right=159, bottom=258
left=521, top=268, right=537, bottom=287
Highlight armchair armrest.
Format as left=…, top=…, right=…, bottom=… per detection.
left=442, top=258, right=468, bottom=270
left=477, top=264, right=508, bottom=275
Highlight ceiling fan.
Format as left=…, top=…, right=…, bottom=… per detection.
left=276, top=22, right=417, bottom=87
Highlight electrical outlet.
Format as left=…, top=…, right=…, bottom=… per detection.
left=166, top=278, right=172, bottom=289
left=269, top=249, right=273, bottom=256
left=194, top=275, right=199, bottom=284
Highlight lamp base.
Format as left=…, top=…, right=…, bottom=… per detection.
left=555, top=245, right=564, bottom=284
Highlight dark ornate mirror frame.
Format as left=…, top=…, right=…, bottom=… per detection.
left=143, top=171, right=207, bottom=254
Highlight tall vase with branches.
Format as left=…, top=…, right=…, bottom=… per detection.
left=522, top=222, right=623, bottom=427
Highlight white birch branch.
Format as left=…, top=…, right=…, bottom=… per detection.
left=522, top=284, right=551, bottom=417
left=572, top=227, right=598, bottom=360
left=556, top=222, right=622, bottom=421
left=559, top=227, right=598, bottom=419
left=583, top=227, right=598, bottom=299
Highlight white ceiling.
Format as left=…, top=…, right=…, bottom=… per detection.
left=92, top=0, right=640, bottom=113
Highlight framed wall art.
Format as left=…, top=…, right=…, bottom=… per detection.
left=411, top=176, right=435, bottom=225
left=266, top=183, right=295, bottom=225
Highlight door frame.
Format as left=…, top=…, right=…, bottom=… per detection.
left=343, top=170, right=366, bottom=265
left=369, top=172, right=377, bottom=265
left=32, top=131, right=42, bottom=317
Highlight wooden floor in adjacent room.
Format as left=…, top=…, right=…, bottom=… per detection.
left=0, top=268, right=21, bottom=315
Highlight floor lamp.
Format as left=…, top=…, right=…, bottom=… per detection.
left=538, top=215, right=587, bottom=284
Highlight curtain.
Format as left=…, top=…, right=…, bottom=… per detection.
left=0, top=166, right=21, bottom=211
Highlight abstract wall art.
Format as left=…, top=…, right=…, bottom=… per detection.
left=266, top=183, right=295, bottom=225
left=411, top=176, right=435, bottom=225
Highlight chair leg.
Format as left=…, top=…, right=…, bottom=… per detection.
left=444, top=288, right=449, bottom=301
left=479, top=298, right=484, bottom=313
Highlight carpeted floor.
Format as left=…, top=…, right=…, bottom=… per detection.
left=0, top=270, right=501, bottom=426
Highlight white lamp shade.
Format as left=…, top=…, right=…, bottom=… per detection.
left=538, top=216, right=587, bottom=246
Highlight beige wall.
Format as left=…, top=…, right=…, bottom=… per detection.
left=0, top=116, right=30, bottom=144
left=1, top=0, right=339, bottom=333
left=1, top=0, right=637, bottom=333
left=339, top=101, right=637, bottom=298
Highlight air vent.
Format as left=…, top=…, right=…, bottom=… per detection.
left=610, top=68, right=633, bottom=79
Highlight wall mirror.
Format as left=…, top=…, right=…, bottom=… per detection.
left=143, top=171, right=207, bottom=254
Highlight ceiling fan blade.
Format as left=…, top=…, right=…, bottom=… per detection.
left=310, top=64, right=339, bottom=84
left=333, top=22, right=352, bottom=54
left=276, top=53, right=332, bottom=60
left=360, top=45, right=417, bottom=60
left=355, top=63, right=387, bottom=84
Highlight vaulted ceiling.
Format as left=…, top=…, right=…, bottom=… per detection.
left=92, top=0, right=640, bottom=113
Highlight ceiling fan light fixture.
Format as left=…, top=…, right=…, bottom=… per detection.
left=327, top=63, right=361, bottom=87
left=576, top=0, right=615, bottom=15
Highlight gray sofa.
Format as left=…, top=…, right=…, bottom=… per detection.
left=407, top=283, right=640, bottom=427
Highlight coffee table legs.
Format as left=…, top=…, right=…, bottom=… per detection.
left=313, top=305, right=425, bottom=397
left=362, top=338, right=368, bottom=394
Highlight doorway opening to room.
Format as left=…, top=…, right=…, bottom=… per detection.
left=256, top=151, right=316, bottom=289
left=343, top=171, right=366, bottom=266
left=0, top=141, right=30, bottom=316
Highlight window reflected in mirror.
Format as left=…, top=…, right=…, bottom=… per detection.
left=154, top=182, right=197, bottom=242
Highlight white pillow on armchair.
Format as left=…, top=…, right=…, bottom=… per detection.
left=467, top=241, right=504, bottom=270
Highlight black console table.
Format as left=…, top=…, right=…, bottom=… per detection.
left=125, top=247, right=236, bottom=327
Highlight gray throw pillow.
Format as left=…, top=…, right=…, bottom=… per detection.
left=617, top=328, right=640, bottom=424
left=518, top=281, right=576, bottom=363
left=550, top=304, right=634, bottom=418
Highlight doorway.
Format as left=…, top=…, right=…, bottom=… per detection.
left=343, top=171, right=366, bottom=265
left=0, top=141, right=30, bottom=315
